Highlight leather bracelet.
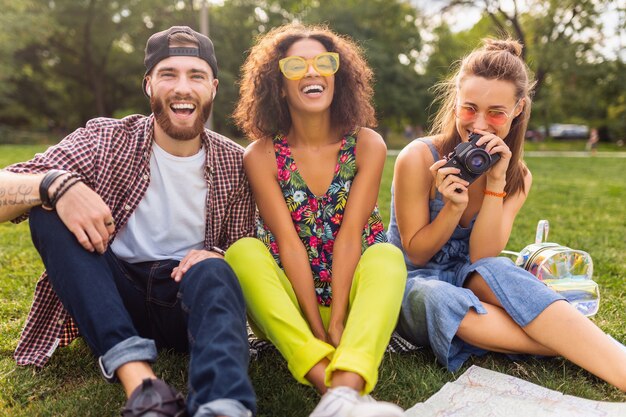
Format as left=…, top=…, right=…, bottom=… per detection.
left=49, top=173, right=78, bottom=200
left=39, top=170, right=68, bottom=210
left=483, top=189, right=507, bottom=198
left=51, top=177, right=82, bottom=207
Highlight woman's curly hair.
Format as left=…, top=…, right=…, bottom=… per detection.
left=233, top=23, right=376, bottom=141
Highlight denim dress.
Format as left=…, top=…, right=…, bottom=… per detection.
left=387, top=138, right=564, bottom=372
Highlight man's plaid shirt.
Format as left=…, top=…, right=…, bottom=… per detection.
left=4, top=114, right=255, bottom=367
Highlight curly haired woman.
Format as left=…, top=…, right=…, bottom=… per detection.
left=226, top=23, right=406, bottom=417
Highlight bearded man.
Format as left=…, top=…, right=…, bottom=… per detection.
left=0, top=26, right=256, bottom=417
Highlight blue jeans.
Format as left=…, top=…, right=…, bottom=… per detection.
left=28, top=207, right=256, bottom=417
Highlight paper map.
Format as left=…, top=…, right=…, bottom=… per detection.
left=405, top=365, right=626, bottom=416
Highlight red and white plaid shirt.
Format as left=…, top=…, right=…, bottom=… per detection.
left=4, top=114, right=255, bottom=367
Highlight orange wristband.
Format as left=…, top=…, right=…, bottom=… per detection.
left=483, top=189, right=507, bottom=198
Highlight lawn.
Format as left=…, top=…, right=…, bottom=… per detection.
left=1, top=144, right=625, bottom=416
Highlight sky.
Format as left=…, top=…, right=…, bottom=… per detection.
left=409, top=0, right=625, bottom=61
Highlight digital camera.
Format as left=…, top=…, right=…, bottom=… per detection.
left=442, top=133, right=500, bottom=185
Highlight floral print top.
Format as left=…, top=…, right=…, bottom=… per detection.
left=256, top=131, right=387, bottom=306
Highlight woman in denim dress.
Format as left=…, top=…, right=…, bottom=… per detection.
left=387, top=38, right=626, bottom=391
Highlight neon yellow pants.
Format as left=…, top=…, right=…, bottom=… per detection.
left=225, top=237, right=406, bottom=394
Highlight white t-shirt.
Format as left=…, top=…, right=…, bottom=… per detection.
left=111, top=142, right=207, bottom=263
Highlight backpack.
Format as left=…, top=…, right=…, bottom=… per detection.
left=504, top=220, right=599, bottom=317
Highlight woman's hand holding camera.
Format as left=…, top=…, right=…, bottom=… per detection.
left=474, top=129, right=511, bottom=183
left=430, top=159, right=469, bottom=207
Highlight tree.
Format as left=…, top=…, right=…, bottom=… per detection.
left=2, top=0, right=623, bottom=140
left=0, top=0, right=52, bottom=126
left=205, top=0, right=305, bottom=134
left=421, top=0, right=626, bottom=138
left=437, top=0, right=610, bottom=99
left=0, top=0, right=439, bottom=135
left=301, top=0, right=427, bottom=132
left=2, top=0, right=198, bottom=129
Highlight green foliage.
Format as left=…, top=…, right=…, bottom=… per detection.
left=521, top=0, right=613, bottom=132
left=0, top=0, right=198, bottom=129
left=0, top=0, right=427, bottom=136
left=0, top=0, right=625, bottom=138
left=600, top=60, right=626, bottom=140
left=207, top=0, right=297, bottom=133
left=0, top=0, right=52, bottom=125
left=431, top=0, right=625, bottom=139
left=301, top=0, right=427, bottom=130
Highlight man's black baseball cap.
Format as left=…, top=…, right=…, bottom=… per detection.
left=142, top=26, right=218, bottom=96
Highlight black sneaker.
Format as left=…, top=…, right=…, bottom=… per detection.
left=121, top=378, right=187, bottom=417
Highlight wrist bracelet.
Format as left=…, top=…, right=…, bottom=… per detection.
left=39, top=170, right=68, bottom=210
left=51, top=177, right=82, bottom=207
left=483, top=189, right=507, bottom=198
left=211, top=246, right=226, bottom=256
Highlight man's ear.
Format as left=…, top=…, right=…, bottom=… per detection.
left=212, top=79, right=219, bottom=99
left=145, top=76, right=152, bottom=97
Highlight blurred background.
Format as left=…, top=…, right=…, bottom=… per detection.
left=0, top=0, right=624, bottom=147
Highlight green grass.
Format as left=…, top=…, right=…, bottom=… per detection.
left=1, top=145, right=625, bottom=416
left=523, top=139, right=626, bottom=152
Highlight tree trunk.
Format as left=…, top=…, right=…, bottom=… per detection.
left=83, top=0, right=107, bottom=117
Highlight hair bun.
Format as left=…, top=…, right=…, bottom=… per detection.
left=483, top=38, right=523, bottom=57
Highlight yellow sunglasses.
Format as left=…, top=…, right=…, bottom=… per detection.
left=279, top=52, right=340, bottom=80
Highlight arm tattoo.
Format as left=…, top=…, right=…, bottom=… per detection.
left=0, top=185, right=39, bottom=207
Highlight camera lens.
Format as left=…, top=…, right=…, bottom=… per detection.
left=464, top=149, right=491, bottom=174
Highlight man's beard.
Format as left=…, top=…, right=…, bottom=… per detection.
left=151, top=94, right=213, bottom=141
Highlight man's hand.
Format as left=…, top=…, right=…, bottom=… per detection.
left=171, top=249, right=223, bottom=282
left=54, top=179, right=115, bottom=254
